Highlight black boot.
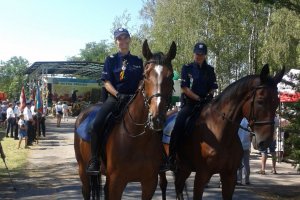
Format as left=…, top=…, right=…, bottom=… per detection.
left=87, top=131, right=100, bottom=174
left=87, top=157, right=100, bottom=175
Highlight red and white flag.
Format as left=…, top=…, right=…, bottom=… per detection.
left=19, top=86, right=26, bottom=111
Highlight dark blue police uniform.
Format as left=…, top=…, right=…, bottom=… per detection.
left=87, top=28, right=144, bottom=173
left=169, top=59, right=218, bottom=163
left=89, top=52, right=143, bottom=169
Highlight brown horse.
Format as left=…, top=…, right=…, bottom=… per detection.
left=74, top=40, right=176, bottom=200
left=159, top=64, right=285, bottom=199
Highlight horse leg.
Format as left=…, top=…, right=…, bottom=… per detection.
left=159, top=172, right=167, bottom=200
left=108, top=174, right=127, bottom=200
left=193, top=170, right=211, bottom=200
left=79, top=163, right=91, bottom=200
left=174, top=167, right=191, bottom=200
left=104, top=176, right=109, bottom=200
left=141, top=175, right=158, bottom=200
left=220, top=170, right=237, bottom=200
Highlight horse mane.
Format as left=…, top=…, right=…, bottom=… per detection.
left=213, top=74, right=276, bottom=104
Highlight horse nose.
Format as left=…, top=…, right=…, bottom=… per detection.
left=149, top=114, right=165, bottom=130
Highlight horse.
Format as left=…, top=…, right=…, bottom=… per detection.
left=158, top=64, right=285, bottom=200
left=74, top=40, right=176, bottom=200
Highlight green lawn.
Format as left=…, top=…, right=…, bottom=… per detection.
left=0, top=128, right=29, bottom=177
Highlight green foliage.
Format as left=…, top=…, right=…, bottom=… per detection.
left=281, top=73, right=300, bottom=171
left=139, top=0, right=300, bottom=91
left=0, top=56, right=29, bottom=100
left=68, top=40, right=111, bottom=63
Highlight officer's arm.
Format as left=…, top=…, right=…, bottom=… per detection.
left=180, top=64, right=200, bottom=101
left=104, top=81, right=118, bottom=98
left=182, top=87, right=200, bottom=101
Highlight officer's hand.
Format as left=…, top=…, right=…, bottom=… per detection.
left=116, top=93, right=129, bottom=103
left=206, top=93, right=213, bottom=101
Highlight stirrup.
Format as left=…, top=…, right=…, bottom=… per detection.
left=86, top=159, right=100, bottom=175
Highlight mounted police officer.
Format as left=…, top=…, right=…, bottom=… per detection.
left=168, top=42, right=218, bottom=169
left=87, top=28, right=144, bottom=173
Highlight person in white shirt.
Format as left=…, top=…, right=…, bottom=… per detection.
left=62, top=102, right=69, bottom=122
left=237, top=118, right=251, bottom=185
left=55, top=102, right=63, bottom=127
left=14, top=101, right=21, bottom=139
left=23, top=101, right=34, bottom=146
left=6, top=103, right=16, bottom=139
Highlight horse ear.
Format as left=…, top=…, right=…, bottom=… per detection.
left=273, top=66, right=285, bottom=84
left=260, top=64, right=270, bottom=82
left=166, top=41, right=177, bottom=61
left=142, top=40, right=153, bottom=61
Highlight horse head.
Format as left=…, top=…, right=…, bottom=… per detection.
left=142, top=40, right=176, bottom=131
left=242, top=64, right=285, bottom=150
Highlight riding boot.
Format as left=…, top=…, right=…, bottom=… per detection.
left=87, top=131, right=101, bottom=174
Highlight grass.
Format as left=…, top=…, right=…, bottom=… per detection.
left=0, top=128, right=29, bottom=177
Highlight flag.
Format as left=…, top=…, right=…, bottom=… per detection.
left=19, top=86, right=26, bottom=111
left=35, top=84, right=43, bottom=113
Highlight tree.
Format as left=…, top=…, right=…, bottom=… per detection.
left=68, top=40, right=111, bottom=63
left=252, top=0, right=300, bottom=15
left=0, top=56, right=29, bottom=100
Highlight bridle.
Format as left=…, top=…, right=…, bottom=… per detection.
left=221, top=85, right=276, bottom=135
left=123, top=60, right=173, bottom=137
left=247, top=85, right=275, bottom=128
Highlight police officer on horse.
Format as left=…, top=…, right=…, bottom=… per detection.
left=87, top=28, right=144, bottom=173
left=168, top=42, right=218, bottom=169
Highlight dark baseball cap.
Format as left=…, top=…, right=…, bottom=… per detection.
left=193, top=42, right=207, bottom=55
left=114, top=28, right=130, bottom=39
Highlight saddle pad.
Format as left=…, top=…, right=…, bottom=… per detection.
left=162, top=112, right=177, bottom=144
left=76, top=106, right=101, bottom=141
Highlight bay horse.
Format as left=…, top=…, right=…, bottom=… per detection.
left=74, top=40, right=176, bottom=200
left=159, top=64, right=285, bottom=199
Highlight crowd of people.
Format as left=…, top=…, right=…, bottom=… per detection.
left=0, top=100, right=47, bottom=148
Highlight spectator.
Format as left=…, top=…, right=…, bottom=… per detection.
left=237, top=118, right=251, bottom=185
left=14, top=101, right=21, bottom=140
left=38, top=105, right=46, bottom=137
left=6, top=103, right=16, bottom=139
left=23, top=101, right=34, bottom=146
left=257, top=116, right=279, bottom=175
left=17, top=114, right=28, bottom=149
left=55, top=102, right=63, bottom=127
left=1, top=101, right=8, bottom=128
left=31, top=102, right=37, bottom=137
left=62, top=102, right=69, bottom=122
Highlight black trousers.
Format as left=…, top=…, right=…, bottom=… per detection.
left=169, top=103, right=195, bottom=156
left=38, top=117, right=46, bottom=137
left=90, top=96, right=118, bottom=158
left=26, top=121, right=34, bottom=144
left=6, top=118, right=15, bottom=137
left=14, top=117, right=19, bottom=139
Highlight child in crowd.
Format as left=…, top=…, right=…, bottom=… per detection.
left=18, top=114, right=28, bottom=149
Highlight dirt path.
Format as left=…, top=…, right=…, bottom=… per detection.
left=0, top=117, right=299, bottom=199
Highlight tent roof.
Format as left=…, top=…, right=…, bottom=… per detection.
left=25, top=61, right=104, bottom=78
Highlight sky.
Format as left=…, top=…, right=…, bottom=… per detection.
left=0, top=0, right=143, bottom=63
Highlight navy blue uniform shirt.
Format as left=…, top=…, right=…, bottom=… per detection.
left=101, top=52, right=143, bottom=94
left=181, top=61, right=218, bottom=98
